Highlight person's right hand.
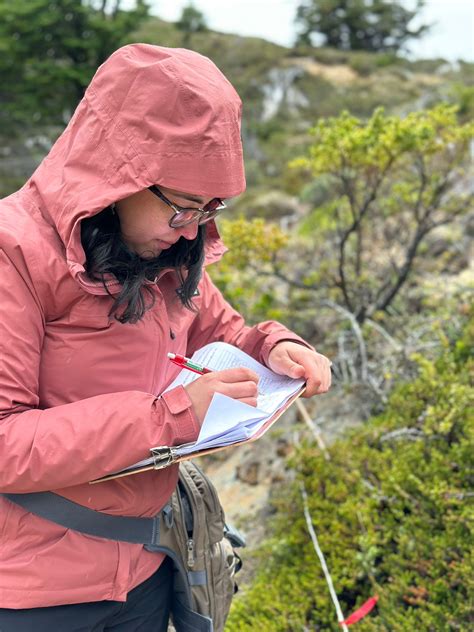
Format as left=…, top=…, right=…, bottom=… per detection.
left=185, top=367, right=260, bottom=425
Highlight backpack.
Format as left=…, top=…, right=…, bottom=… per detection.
left=161, top=460, right=245, bottom=632
left=2, top=460, right=245, bottom=632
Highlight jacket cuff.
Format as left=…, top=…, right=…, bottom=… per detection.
left=159, top=386, right=200, bottom=446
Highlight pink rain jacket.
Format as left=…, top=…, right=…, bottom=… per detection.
left=0, top=44, right=309, bottom=608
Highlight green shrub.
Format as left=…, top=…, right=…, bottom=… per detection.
left=227, top=310, right=473, bottom=631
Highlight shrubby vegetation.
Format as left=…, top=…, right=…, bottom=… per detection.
left=206, top=49, right=473, bottom=630
left=211, top=217, right=289, bottom=323
left=211, top=104, right=473, bottom=406
left=290, top=104, right=473, bottom=324
left=215, top=105, right=473, bottom=322
left=226, top=308, right=473, bottom=631
left=1, top=11, right=471, bottom=627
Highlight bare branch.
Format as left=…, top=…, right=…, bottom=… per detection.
left=369, top=274, right=397, bottom=314
left=336, top=156, right=396, bottom=313
left=427, top=197, right=473, bottom=229
left=366, top=373, right=388, bottom=402
left=295, top=399, right=331, bottom=461
left=412, top=154, right=429, bottom=222
left=340, top=168, right=358, bottom=224
left=444, top=491, right=474, bottom=500
left=420, top=168, right=455, bottom=224
left=249, top=262, right=319, bottom=291
left=374, top=225, right=426, bottom=313
left=355, top=222, right=362, bottom=278
left=364, top=318, right=403, bottom=352
left=359, top=155, right=395, bottom=218
left=337, top=335, right=351, bottom=383
left=320, top=300, right=368, bottom=381
left=380, top=428, right=425, bottom=442
left=337, top=241, right=353, bottom=312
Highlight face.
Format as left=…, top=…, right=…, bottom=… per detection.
left=114, top=186, right=215, bottom=259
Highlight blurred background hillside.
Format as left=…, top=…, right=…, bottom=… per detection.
left=1, top=1, right=472, bottom=629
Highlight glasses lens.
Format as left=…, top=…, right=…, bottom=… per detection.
left=198, top=208, right=221, bottom=224
left=169, top=210, right=201, bottom=228
left=169, top=199, right=226, bottom=228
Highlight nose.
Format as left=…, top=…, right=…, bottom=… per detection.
left=177, top=220, right=199, bottom=241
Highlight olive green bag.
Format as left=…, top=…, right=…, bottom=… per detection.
left=164, top=461, right=245, bottom=632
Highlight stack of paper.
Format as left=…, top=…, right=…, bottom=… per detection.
left=100, top=342, right=304, bottom=479
left=165, top=342, right=304, bottom=456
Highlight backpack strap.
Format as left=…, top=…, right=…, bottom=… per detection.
left=2, top=491, right=213, bottom=632
left=3, top=491, right=163, bottom=546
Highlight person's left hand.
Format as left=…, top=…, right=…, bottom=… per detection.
left=267, top=341, right=332, bottom=397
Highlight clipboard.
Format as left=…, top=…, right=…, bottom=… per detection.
left=90, top=385, right=305, bottom=484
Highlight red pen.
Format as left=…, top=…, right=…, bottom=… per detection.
left=167, top=352, right=213, bottom=375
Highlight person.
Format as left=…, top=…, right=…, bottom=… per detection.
left=0, top=44, right=331, bottom=631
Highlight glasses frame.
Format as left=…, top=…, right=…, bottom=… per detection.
left=148, top=185, right=226, bottom=228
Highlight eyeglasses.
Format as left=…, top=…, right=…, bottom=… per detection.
left=148, top=185, right=226, bottom=228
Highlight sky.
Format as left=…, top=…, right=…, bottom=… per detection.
left=142, top=0, right=474, bottom=62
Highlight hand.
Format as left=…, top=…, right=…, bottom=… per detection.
left=267, top=341, right=331, bottom=397
left=185, top=368, right=260, bottom=425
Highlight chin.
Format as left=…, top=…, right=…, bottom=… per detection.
left=139, top=248, right=161, bottom=259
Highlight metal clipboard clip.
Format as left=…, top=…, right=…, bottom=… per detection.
left=150, top=446, right=179, bottom=470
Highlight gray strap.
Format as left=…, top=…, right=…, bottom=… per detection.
left=188, top=570, right=207, bottom=586
left=3, top=491, right=202, bottom=622
left=2, top=492, right=162, bottom=548
left=171, top=595, right=213, bottom=632
left=143, top=544, right=193, bottom=606
left=4, top=493, right=195, bottom=604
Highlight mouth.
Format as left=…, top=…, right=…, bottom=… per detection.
left=153, top=239, right=174, bottom=248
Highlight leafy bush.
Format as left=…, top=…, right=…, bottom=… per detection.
left=211, top=216, right=289, bottom=323
left=289, top=104, right=474, bottom=324
left=226, top=309, right=473, bottom=631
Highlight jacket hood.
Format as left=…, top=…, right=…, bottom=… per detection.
left=25, top=44, right=245, bottom=283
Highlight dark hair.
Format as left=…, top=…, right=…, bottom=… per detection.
left=80, top=206, right=206, bottom=324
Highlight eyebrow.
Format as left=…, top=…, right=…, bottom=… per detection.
left=182, top=194, right=205, bottom=204
left=169, top=190, right=205, bottom=204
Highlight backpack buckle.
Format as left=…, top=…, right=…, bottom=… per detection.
left=224, top=523, right=246, bottom=548
left=163, top=503, right=174, bottom=528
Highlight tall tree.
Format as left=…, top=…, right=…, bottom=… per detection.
left=295, top=0, right=430, bottom=52
left=175, top=3, right=208, bottom=47
left=0, top=0, right=149, bottom=129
